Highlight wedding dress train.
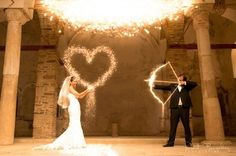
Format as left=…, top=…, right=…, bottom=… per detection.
left=34, top=93, right=118, bottom=156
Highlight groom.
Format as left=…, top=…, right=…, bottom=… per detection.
left=154, top=74, right=197, bottom=147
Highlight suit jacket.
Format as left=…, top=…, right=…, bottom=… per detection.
left=154, top=81, right=197, bottom=108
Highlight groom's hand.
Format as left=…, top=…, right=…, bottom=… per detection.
left=178, top=81, right=186, bottom=86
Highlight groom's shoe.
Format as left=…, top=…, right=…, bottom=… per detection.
left=163, top=144, right=174, bottom=147
left=186, top=143, right=193, bottom=147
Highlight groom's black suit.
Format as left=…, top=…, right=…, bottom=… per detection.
left=154, top=81, right=197, bottom=145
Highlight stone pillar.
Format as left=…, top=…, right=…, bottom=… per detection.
left=33, top=50, right=58, bottom=138
left=192, top=6, right=231, bottom=145
left=0, top=9, right=29, bottom=145
left=231, top=44, right=236, bottom=78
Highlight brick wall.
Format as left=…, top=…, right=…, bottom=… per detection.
left=33, top=50, right=59, bottom=138
left=32, top=1, right=60, bottom=138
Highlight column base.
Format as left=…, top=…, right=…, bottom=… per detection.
left=201, top=140, right=232, bottom=146
left=0, top=139, right=14, bottom=145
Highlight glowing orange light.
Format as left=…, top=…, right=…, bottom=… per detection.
left=41, top=0, right=193, bottom=36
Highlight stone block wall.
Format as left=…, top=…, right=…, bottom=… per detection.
left=33, top=50, right=59, bottom=138
left=32, top=0, right=60, bottom=138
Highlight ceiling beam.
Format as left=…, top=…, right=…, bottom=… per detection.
left=0, top=44, right=235, bottom=51
left=0, top=45, right=56, bottom=51
left=169, top=43, right=236, bottom=49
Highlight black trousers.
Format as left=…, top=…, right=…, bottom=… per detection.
left=167, top=107, right=192, bottom=145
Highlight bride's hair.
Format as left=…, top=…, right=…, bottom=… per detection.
left=57, top=76, right=72, bottom=109
left=70, top=76, right=75, bottom=82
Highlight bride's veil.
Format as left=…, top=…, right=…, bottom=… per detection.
left=58, top=76, right=72, bottom=109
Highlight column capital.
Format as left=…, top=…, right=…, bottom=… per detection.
left=5, top=9, right=30, bottom=25
left=190, top=5, right=211, bottom=30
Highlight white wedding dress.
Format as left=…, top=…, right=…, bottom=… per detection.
left=47, top=93, right=86, bottom=149
left=34, top=93, right=118, bottom=156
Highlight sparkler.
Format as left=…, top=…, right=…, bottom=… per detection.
left=64, top=46, right=117, bottom=119
left=40, top=0, right=194, bottom=36
left=145, top=62, right=179, bottom=105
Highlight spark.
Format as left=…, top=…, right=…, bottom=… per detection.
left=64, top=46, right=117, bottom=118
left=145, top=62, right=179, bottom=105
left=40, top=0, right=194, bottom=36
left=64, top=46, right=117, bottom=88
left=146, top=63, right=168, bottom=105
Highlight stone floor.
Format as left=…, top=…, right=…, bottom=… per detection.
left=0, top=137, right=236, bottom=156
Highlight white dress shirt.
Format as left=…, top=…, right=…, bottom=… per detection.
left=177, top=85, right=183, bottom=106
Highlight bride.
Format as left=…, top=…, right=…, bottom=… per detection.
left=36, top=76, right=92, bottom=150
left=35, top=76, right=118, bottom=155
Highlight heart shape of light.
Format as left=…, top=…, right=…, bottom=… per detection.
left=64, top=46, right=117, bottom=88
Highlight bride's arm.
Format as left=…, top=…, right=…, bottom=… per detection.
left=69, top=86, right=90, bottom=99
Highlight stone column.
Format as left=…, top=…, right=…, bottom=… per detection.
left=192, top=6, right=231, bottom=145
left=231, top=44, right=236, bottom=78
left=0, top=9, right=29, bottom=145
